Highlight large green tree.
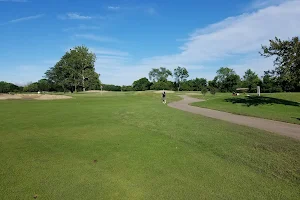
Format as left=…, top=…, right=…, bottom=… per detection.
left=241, top=69, right=261, bottom=92
left=84, top=70, right=101, bottom=90
left=208, top=78, right=218, bottom=89
left=260, top=36, right=300, bottom=90
left=69, top=46, right=97, bottom=92
left=180, top=80, right=194, bottom=91
left=174, top=66, right=189, bottom=91
left=179, top=78, right=207, bottom=91
left=261, top=70, right=282, bottom=93
left=224, top=74, right=241, bottom=92
left=132, top=77, right=151, bottom=91
left=45, top=58, right=76, bottom=92
left=192, top=78, right=207, bottom=91
left=23, top=82, right=39, bottom=92
left=37, top=79, right=50, bottom=91
left=45, top=46, right=99, bottom=92
left=148, top=67, right=172, bottom=82
left=214, top=67, right=240, bottom=92
left=215, top=67, right=235, bottom=84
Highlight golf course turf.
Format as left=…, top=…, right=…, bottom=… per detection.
left=192, top=92, right=300, bottom=124
left=0, top=92, right=300, bottom=199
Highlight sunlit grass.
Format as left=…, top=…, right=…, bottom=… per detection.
left=0, top=92, right=299, bottom=199
left=192, top=93, right=300, bottom=124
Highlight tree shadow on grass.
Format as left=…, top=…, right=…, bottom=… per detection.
left=224, top=96, right=300, bottom=107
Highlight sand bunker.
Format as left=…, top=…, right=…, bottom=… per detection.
left=0, top=94, right=72, bottom=100
left=85, top=90, right=108, bottom=93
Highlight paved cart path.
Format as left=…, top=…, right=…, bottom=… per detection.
left=168, top=95, right=300, bottom=140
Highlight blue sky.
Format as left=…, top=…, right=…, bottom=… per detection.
left=0, top=0, right=299, bottom=85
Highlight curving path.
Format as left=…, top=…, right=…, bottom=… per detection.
left=168, top=95, right=300, bottom=140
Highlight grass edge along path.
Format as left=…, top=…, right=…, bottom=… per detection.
left=190, top=93, right=300, bottom=125
left=169, top=95, right=300, bottom=140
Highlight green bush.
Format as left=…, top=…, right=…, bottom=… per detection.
left=102, top=84, right=121, bottom=91
left=23, top=83, right=39, bottom=92
left=132, top=77, right=151, bottom=91
left=0, top=81, right=22, bottom=93
left=180, top=81, right=194, bottom=91
left=150, top=81, right=174, bottom=90
left=0, top=81, right=10, bottom=93
left=209, top=87, right=217, bottom=95
left=121, top=85, right=134, bottom=91
left=201, top=87, right=208, bottom=96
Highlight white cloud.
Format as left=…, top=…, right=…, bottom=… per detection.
left=249, top=0, right=292, bottom=9
left=229, top=57, right=274, bottom=77
left=107, top=6, right=120, bottom=10
left=91, top=48, right=134, bottom=84
left=107, top=5, right=157, bottom=15
left=96, top=0, right=300, bottom=85
left=74, top=34, right=118, bottom=42
left=63, top=24, right=100, bottom=32
left=59, top=13, right=92, bottom=20
left=67, top=13, right=91, bottom=20
left=90, top=48, right=129, bottom=57
left=5, top=14, right=44, bottom=24
left=5, top=0, right=300, bottom=86
left=140, top=1, right=300, bottom=72
left=0, top=0, right=27, bottom=2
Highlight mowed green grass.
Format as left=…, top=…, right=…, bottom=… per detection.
left=192, top=93, right=300, bottom=124
left=0, top=92, right=300, bottom=200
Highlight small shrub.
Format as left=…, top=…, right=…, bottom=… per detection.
left=201, top=87, right=208, bottom=96
left=102, top=84, right=121, bottom=91
left=210, top=87, right=216, bottom=95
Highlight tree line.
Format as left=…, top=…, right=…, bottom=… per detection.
left=0, top=36, right=299, bottom=93
left=111, top=36, right=300, bottom=93
left=1, top=46, right=101, bottom=93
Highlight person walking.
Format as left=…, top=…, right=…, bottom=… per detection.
left=162, top=90, right=166, bottom=104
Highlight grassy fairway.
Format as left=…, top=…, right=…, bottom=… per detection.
left=192, top=93, right=300, bottom=124
left=0, top=92, right=300, bottom=199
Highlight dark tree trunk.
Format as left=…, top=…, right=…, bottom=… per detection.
left=82, top=70, right=85, bottom=92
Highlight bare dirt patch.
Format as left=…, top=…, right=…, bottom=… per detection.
left=0, top=94, right=72, bottom=100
